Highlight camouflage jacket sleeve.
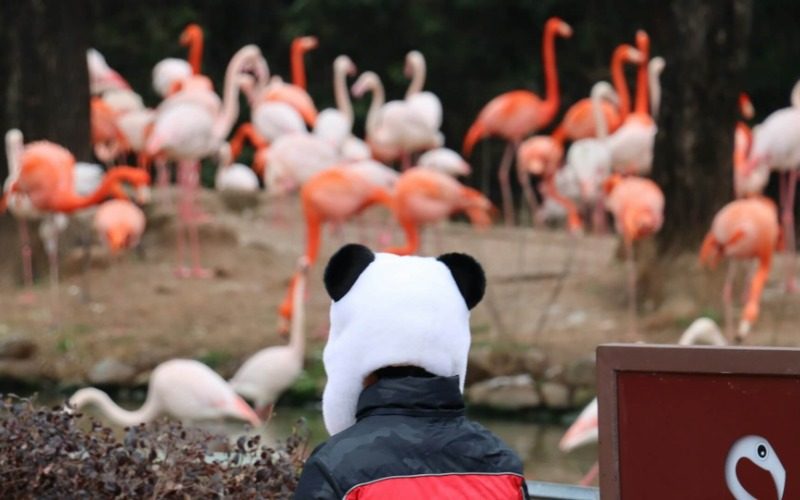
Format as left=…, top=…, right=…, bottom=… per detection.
left=294, top=457, right=343, bottom=499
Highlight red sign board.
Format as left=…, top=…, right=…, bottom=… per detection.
left=597, top=344, right=800, bottom=499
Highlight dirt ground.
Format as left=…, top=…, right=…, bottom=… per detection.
left=1, top=187, right=798, bottom=385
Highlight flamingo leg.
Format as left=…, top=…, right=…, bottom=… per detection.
left=540, top=176, right=583, bottom=234
left=17, top=219, right=36, bottom=304
left=579, top=462, right=599, bottom=487
left=43, top=218, right=61, bottom=327
left=187, top=160, right=211, bottom=278
left=781, top=169, right=797, bottom=292
left=592, top=199, right=608, bottom=235
left=739, top=256, right=771, bottom=341
left=625, top=239, right=639, bottom=341
left=723, top=259, right=737, bottom=342
left=498, top=142, right=516, bottom=226
left=515, top=167, right=539, bottom=227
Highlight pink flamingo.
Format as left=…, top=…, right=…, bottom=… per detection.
left=607, top=31, right=657, bottom=176
left=350, top=71, right=402, bottom=164
left=93, top=199, right=146, bottom=254
left=463, top=17, right=572, bottom=225
left=69, top=359, right=260, bottom=427
left=232, top=258, right=309, bottom=420
left=700, top=197, right=780, bottom=341
left=145, top=44, right=263, bottom=278
left=404, top=50, right=443, bottom=147
left=604, top=174, right=664, bottom=339
left=745, top=80, right=800, bottom=291
left=86, top=48, right=130, bottom=96
left=732, top=93, right=766, bottom=198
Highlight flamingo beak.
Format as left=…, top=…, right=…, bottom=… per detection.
left=559, top=414, right=598, bottom=452
left=351, top=82, right=366, bottom=98
left=559, top=22, right=574, bottom=38
left=136, top=186, right=151, bottom=205
left=234, top=397, right=262, bottom=427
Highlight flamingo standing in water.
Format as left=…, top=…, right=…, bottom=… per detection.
left=745, top=79, right=800, bottom=292
left=69, top=359, right=260, bottom=427
left=463, top=17, right=572, bottom=225
left=384, top=168, right=492, bottom=256
left=560, top=317, right=727, bottom=486
left=700, top=197, right=779, bottom=341
left=604, top=174, right=664, bottom=339
left=607, top=31, right=657, bottom=176
left=145, top=45, right=263, bottom=277
left=232, top=257, right=309, bottom=419
left=277, top=167, right=394, bottom=324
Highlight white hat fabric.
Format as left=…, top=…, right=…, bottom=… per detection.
left=321, top=244, right=485, bottom=435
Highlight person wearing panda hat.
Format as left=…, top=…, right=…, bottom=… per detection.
left=295, top=244, right=528, bottom=499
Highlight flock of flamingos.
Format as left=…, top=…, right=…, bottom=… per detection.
left=1, top=17, right=799, bottom=485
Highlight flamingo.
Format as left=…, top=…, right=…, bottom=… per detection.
left=463, top=17, right=572, bottom=225
left=745, top=79, right=800, bottom=291
left=560, top=317, right=727, bottom=486
left=404, top=50, right=443, bottom=141
left=277, top=166, right=393, bottom=324
left=91, top=96, right=129, bottom=167
left=607, top=31, right=657, bottom=176
left=384, top=168, right=492, bottom=256
left=231, top=257, right=309, bottom=419
left=560, top=82, right=622, bottom=232
left=417, top=148, right=471, bottom=177
left=69, top=359, right=260, bottom=427
left=604, top=174, right=665, bottom=339
left=86, top=48, right=130, bottom=96
left=725, top=435, right=786, bottom=500
left=145, top=44, right=263, bottom=278
left=264, top=133, right=339, bottom=196
left=557, top=43, right=642, bottom=141
left=1, top=141, right=150, bottom=317
left=214, top=142, right=259, bottom=194
left=350, top=71, right=402, bottom=163
left=515, top=132, right=573, bottom=229
left=151, top=24, right=205, bottom=99
left=313, top=55, right=360, bottom=152
left=93, top=199, right=146, bottom=254
left=700, top=197, right=779, bottom=341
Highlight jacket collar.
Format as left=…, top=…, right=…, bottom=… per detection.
left=355, top=375, right=465, bottom=420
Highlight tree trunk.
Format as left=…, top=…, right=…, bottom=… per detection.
left=1, top=0, right=91, bottom=175
left=651, top=0, right=753, bottom=254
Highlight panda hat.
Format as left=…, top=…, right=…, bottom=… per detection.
left=321, top=244, right=486, bottom=435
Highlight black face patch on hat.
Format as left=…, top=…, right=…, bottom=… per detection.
left=437, top=252, right=486, bottom=310
left=324, top=244, right=376, bottom=301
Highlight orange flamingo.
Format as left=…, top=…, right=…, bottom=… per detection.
left=607, top=31, right=656, bottom=176
left=463, top=17, right=572, bottom=225
left=700, top=197, right=779, bottom=341
left=277, top=167, right=393, bottom=325
left=257, top=37, right=319, bottom=126
left=384, top=168, right=492, bottom=256
left=291, top=36, right=318, bottom=90
left=91, top=97, right=129, bottom=166
left=558, top=43, right=642, bottom=141
left=180, top=23, right=204, bottom=75
left=604, top=174, right=664, bottom=339
left=2, top=141, right=150, bottom=316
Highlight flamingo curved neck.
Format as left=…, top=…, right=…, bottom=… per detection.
left=405, top=56, right=425, bottom=98
left=5, top=131, right=23, bottom=179
left=634, top=42, right=650, bottom=116
left=611, top=47, right=632, bottom=120
left=184, top=29, right=204, bottom=75
left=213, top=46, right=261, bottom=142
left=540, top=25, right=563, bottom=121
left=71, top=387, right=159, bottom=427
left=291, top=40, right=310, bottom=90
left=725, top=456, right=757, bottom=500
left=333, top=64, right=354, bottom=125
left=364, top=78, right=386, bottom=135
left=50, top=167, right=145, bottom=213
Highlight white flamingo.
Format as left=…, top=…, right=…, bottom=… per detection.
left=725, top=435, right=785, bottom=500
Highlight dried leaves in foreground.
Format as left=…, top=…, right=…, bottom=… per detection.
left=0, top=395, right=309, bottom=499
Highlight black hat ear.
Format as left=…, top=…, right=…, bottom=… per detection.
left=324, top=244, right=375, bottom=301
left=437, top=252, right=485, bottom=310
